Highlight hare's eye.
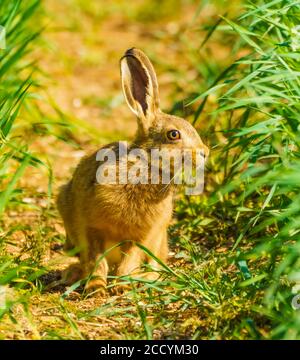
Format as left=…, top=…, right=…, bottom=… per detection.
left=167, top=129, right=181, bottom=141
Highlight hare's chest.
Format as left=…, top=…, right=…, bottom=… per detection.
left=90, top=184, right=173, bottom=237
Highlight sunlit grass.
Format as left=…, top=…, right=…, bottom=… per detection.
left=187, top=0, right=300, bottom=339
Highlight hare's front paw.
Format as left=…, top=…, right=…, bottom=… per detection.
left=85, top=277, right=107, bottom=296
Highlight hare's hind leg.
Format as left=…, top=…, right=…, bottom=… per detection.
left=80, top=227, right=109, bottom=294
left=62, top=223, right=109, bottom=294
left=57, top=183, right=77, bottom=253
left=61, top=222, right=88, bottom=286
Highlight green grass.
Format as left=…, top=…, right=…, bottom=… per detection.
left=192, top=0, right=300, bottom=339
left=1, top=0, right=300, bottom=340
left=177, top=0, right=300, bottom=339
left=0, top=0, right=51, bottom=334
left=0, top=0, right=43, bottom=216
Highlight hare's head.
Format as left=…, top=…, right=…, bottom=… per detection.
left=120, top=48, right=209, bottom=160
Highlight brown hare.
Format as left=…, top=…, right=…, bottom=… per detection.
left=57, top=48, right=209, bottom=293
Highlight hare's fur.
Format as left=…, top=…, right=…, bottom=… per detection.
left=57, top=48, right=209, bottom=293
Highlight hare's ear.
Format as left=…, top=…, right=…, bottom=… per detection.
left=120, top=48, right=160, bottom=131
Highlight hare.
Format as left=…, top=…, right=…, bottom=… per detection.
left=57, top=48, right=209, bottom=293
